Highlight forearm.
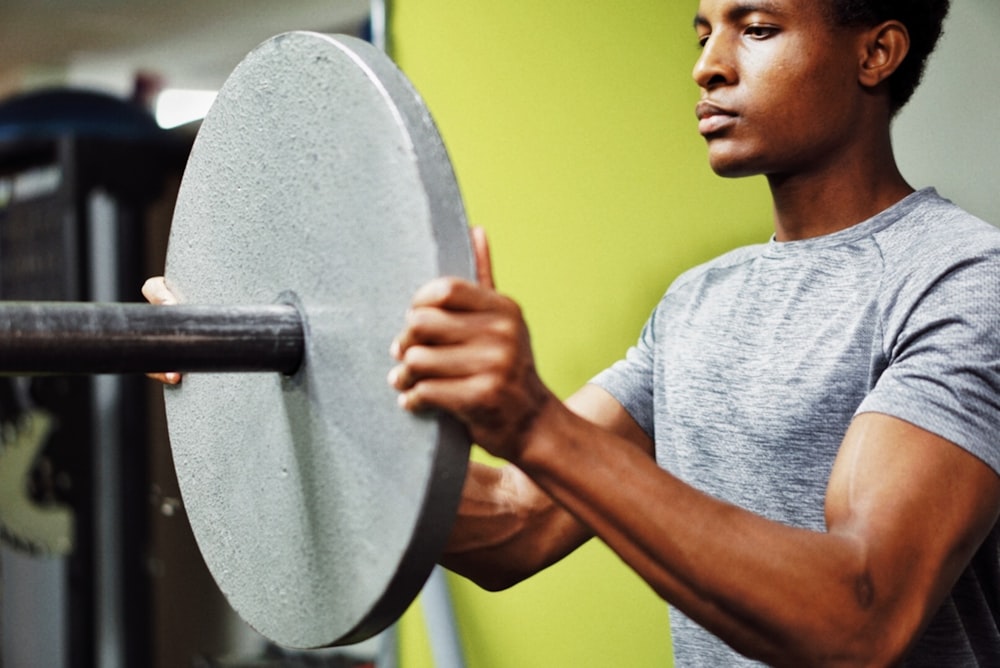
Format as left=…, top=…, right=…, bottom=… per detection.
left=441, top=459, right=591, bottom=590
left=510, top=398, right=915, bottom=665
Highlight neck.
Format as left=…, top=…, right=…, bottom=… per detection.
left=767, top=125, right=914, bottom=242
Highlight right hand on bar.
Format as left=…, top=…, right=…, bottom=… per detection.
left=141, top=276, right=182, bottom=385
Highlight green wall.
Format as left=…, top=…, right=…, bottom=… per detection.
left=390, top=1, right=772, bottom=666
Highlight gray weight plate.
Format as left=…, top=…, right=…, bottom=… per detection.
left=163, top=32, right=473, bottom=648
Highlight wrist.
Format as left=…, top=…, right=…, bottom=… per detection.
left=505, top=387, right=571, bottom=470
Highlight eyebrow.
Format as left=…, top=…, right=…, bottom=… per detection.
left=693, top=1, right=786, bottom=30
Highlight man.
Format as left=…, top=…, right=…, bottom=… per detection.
left=385, top=0, right=1000, bottom=665
left=145, top=0, right=999, bottom=664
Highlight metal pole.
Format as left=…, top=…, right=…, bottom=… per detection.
left=0, top=303, right=304, bottom=375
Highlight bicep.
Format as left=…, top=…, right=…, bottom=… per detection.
left=826, top=412, right=1000, bottom=638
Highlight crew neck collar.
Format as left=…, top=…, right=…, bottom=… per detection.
left=763, top=188, right=937, bottom=258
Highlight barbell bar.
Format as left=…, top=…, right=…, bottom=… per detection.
left=0, top=302, right=304, bottom=375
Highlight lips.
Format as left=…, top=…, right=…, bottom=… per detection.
left=695, top=100, right=737, bottom=136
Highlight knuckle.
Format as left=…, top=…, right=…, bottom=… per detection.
left=500, top=297, right=524, bottom=320
left=409, top=304, right=454, bottom=334
left=474, top=342, right=510, bottom=377
left=407, top=385, right=424, bottom=408
left=401, top=345, right=430, bottom=372
left=420, top=277, right=463, bottom=305
left=477, top=373, right=508, bottom=407
left=494, top=318, right=520, bottom=341
left=438, top=277, right=464, bottom=298
left=403, top=309, right=435, bottom=341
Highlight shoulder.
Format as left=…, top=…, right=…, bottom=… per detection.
left=859, top=193, right=1000, bottom=473
left=868, top=190, right=1000, bottom=318
left=874, top=190, right=1000, bottom=270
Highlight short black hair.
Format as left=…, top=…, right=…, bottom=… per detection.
left=826, top=0, right=951, bottom=114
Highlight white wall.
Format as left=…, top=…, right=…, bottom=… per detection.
left=893, top=0, right=1000, bottom=225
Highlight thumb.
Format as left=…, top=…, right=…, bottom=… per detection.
left=471, top=226, right=496, bottom=290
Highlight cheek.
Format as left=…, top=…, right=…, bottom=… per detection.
left=753, top=42, right=847, bottom=109
left=748, top=64, right=847, bottom=146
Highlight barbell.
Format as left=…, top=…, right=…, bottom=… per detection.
left=0, top=32, right=474, bottom=649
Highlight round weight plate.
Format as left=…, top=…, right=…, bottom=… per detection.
left=163, top=32, right=473, bottom=648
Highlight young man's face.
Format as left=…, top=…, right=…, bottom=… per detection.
left=692, top=0, right=869, bottom=179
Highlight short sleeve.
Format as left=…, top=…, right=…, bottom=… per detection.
left=590, top=308, right=658, bottom=439
left=857, top=252, right=1000, bottom=474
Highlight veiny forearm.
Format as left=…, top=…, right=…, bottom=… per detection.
left=441, top=460, right=592, bottom=591
left=509, top=398, right=921, bottom=666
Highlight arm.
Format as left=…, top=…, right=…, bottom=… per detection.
left=429, top=227, right=657, bottom=589
left=441, top=384, right=654, bottom=591
left=512, top=401, right=1000, bottom=665
left=389, top=233, right=1000, bottom=665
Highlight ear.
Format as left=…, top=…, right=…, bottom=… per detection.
left=858, top=20, right=910, bottom=89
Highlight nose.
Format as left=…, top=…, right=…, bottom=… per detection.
left=692, top=34, right=736, bottom=90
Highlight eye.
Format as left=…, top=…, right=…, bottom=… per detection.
left=696, top=32, right=711, bottom=49
left=744, top=24, right=778, bottom=40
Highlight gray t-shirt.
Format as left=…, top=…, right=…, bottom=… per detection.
left=592, top=188, right=1000, bottom=666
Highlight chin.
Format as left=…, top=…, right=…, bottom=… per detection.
left=705, top=138, right=792, bottom=180
left=707, top=159, right=762, bottom=179
left=704, top=143, right=762, bottom=178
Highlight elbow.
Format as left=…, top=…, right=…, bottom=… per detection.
left=800, top=634, right=909, bottom=668
left=461, top=567, right=527, bottom=593
left=824, top=585, right=923, bottom=666
left=475, top=572, right=525, bottom=592
left=818, top=638, right=912, bottom=668
left=752, top=573, right=923, bottom=667
left=778, top=605, right=920, bottom=667
left=837, top=618, right=918, bottom=668
left=756, top=624, right=910, bottom=668
left=439, top=555, right=533, bottom=592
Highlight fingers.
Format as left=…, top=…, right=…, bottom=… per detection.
left=141, top=276, right=182, bottom=385
left=388, top=232, right=553, bottom=459
left=405, top=226, right=495, bottom=312
left=149, top=371, right=183, bottom=385
left=393, top=374, right=498, bottom=414
left=389, top=301, right=519, bottom=408
left=389, top=337, right=507, bottom=392
left=392, top=290, right=517, bottom=356
left=409, top=275, right=500, bottom=313
left=471, top=226, right=495, bottom=290
left=390, top=282, right=525, bottom=414
left=141, top=276, right=178, bottom=306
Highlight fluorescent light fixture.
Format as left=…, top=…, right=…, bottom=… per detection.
left=155, top=89, right=218, bottom=129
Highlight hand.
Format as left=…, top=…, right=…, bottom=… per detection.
left=140, top=276, right=182, bottom=385
left=388, top=227, right=556, bottom=461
